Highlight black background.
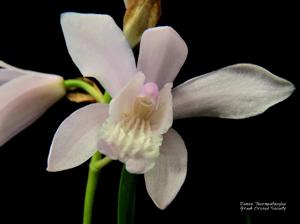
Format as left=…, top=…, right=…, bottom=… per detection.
left=0, top=0, right=299, bottom=223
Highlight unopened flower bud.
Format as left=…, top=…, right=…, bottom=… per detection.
left=123, top=0, right=161, bottom=47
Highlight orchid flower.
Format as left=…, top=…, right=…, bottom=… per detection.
left=0, top=61, right=65, bottom=147
left=47, top=13, right=294, bottom=209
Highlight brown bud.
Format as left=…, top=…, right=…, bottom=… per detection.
left=123, top=0, right=161, bottom=47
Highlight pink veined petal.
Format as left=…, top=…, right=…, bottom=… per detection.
left=109, top=72, right=145, bottom=123
left=0, top=73, right=65, bottom=147
left=150, top=83, right=173, bottom=135
left=144, top=128, right=187, bottom=209
left=47, top=103, right=109, bottom=171
left=137, top=26, right=188, bottom=88
left=172, top=64, right=295, bottom=119
left=0, top=69, right=24, bottom=85
left=61, top=12, right=137, bottom=97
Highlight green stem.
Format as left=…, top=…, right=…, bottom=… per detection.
left=83, top=160, right=101, bottom=224
left=64, top=79, right=105, bottom=103
left=94, top=156, right=112, bottom=170
left=83, top=153, right=112, bottom=224
left=103, top=91, right=112, bottom=102
left=117, top=166, right=137, bottom=224
left=82, top=90, right=112, bottom=224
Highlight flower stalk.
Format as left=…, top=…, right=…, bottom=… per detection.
left=82, top=88, right=112, bottom=224
left=83, top=151, right=102, bottom=224
left=64, top=79, right=105, bottom=102
left=83, top=151, right=112, bottom=224
left=63, top=78, right=112, bottom=224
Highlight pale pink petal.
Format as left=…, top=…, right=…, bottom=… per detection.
left=61, top=12, right=136, bottom=97
left=0, top=60, right=60, bottom=76
left=150, top=83, right=173, bottom=134
left=47, top=103, right=109, bottom=171
left=137, top=26, right=188, bottom=88
left=173, top=64, right=295, bottom=119
left=0, top=73, right=65, bottom=146
left=0, top=69, right=24, bottom=85
left=125, top=158, right=156, bottom=174
left=144, top=129, right=187, bottom=209
left=109, top=72, right=145, bottom=122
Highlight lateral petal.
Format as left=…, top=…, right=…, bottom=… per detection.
left=47, top=103, right=109, bottom=171
left=173, top=64, right=295, bottom=119
left=137, top=26, right=188, bottom=88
